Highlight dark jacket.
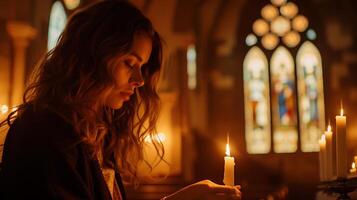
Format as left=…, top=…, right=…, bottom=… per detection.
left=0, top=106, right=126, bottom=200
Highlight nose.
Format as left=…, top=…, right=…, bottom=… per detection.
left=130, top=68, right=145, bottom=88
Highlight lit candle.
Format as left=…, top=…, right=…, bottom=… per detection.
left=336, top=106, right=347, bottom=178
left=319, top=134, right=326, bottom=181
left=223, top=136, right=235, bottom=186
left=350, top=162, right=356, bottom=174
left=324, top=124, right=334, bottom=180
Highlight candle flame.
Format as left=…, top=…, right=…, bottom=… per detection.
left=353, top=162, right=356, bottom=169
left=225, top=143, right=230, bottom=156
left=321, top=134, right=325, bottom=141
left=327, top=125, right=332, bottom=132
left=340, top=108, right=344, bottom=116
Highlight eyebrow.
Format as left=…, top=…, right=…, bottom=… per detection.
left=129, top=52, right=143, bottom=62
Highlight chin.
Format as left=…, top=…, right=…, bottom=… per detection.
left=108, top=101, right=124, bottom=110
left=114, top=103, right=124, bottom=109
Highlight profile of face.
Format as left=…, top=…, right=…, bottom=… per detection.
left=104, top=32, right=153, bottom=109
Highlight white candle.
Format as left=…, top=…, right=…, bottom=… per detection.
left=325, top=125, right=334, bottom=180
left=336, top=108, right=347, bottom=178
left=223, top=137, right=235, bottom=186
left=319, top=134, right=326, bottom=181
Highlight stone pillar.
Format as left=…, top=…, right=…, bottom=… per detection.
left=6, top=21, right=37, bottom=108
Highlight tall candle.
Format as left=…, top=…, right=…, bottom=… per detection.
left=319, top=134, right=326, bottom=181
left=223, top=137, right=235, bottom=186
left=336, top=108, right=347, bottom=178
left=325, top=125, right=334, bottom=180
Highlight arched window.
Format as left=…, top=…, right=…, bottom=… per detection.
left=243, top=0, right=325, bottom=153
left=243, top=47, right=271, bottom=154
left=296, top=41, right=325, bottom=152
left=48, top=1, right=67, bottom=51
left=270, top=46, right=298, bottom=153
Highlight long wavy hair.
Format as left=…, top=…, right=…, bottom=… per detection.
left=2, top=0, right=163, bottom=184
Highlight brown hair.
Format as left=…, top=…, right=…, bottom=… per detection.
left=3, top=0, right=163, bottom=184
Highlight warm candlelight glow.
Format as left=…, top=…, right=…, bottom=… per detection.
left=223, top=134, right=235, bottom=186
left=351, top=162, right=357, bottom=174
left=1, top=104, right=9, bottom=114
left=144, top=132, right=167, bottom=143
left=226, top=143, right=231, bottom=156
left=157, top=133, right=167, bottom=142
left=340, top=100, right=344, bottom=116
left=327, top=124, right=331, bottom=132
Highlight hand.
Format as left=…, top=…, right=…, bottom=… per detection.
left=163, top=179, right=241, bottom=200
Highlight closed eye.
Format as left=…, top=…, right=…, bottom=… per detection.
left=124, top=61, right=135, bottom=70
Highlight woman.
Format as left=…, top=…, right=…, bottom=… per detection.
left=0, top=1, right=241, bottom=200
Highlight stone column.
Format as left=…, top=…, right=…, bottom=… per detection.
left=6, top=21, right=37, bottom=108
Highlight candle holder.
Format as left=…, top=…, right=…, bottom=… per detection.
left=318, top=177, right=357, bottom=200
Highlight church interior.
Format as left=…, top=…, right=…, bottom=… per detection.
left=1, top=0, right=357, bottom=199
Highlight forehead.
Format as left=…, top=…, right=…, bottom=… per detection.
left=129, top=32, right=153, bottom=63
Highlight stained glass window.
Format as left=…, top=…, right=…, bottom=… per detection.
left=297, top=41, right=325, bottom=152
left=243, top=47, right=271, bottom=154
left=48, top=1, right=67, bottom=51
left=243, top=0, right=324, bottom=154
left=270, top=46, right=298, bottom=153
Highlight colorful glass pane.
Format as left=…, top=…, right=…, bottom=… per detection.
left=243, top=47, right=271, bottom=154
left=296, top=41, right=325, bottom=152
left=270, top=46, right=298, bottom=153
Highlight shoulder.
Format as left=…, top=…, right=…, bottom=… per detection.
left=15, top=105, right=72, bottom=132
left=1, top=105, right=85, bottom=169
left=6, top=105, right=80, bottom=150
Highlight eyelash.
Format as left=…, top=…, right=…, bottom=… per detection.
left=124, top=61, right=145, bottom=75
left=125, top=61, right=135, bottom=69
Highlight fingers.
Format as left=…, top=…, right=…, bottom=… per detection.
left=208, top=185, right=241, bottom=199
left=209, top=184, right=237, bottom=194
left=208, top=182, right=241, bottom=193
left=207, top=182, right=241, bottom=199
left=192, top=180, right=242, bottom=200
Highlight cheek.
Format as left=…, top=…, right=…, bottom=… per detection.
left=114, top=78, right=127, bottom=89
left=113, top=69, right=130, bottom=88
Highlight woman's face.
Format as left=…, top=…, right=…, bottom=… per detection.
left=105, top=33, right=152, bottom=109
